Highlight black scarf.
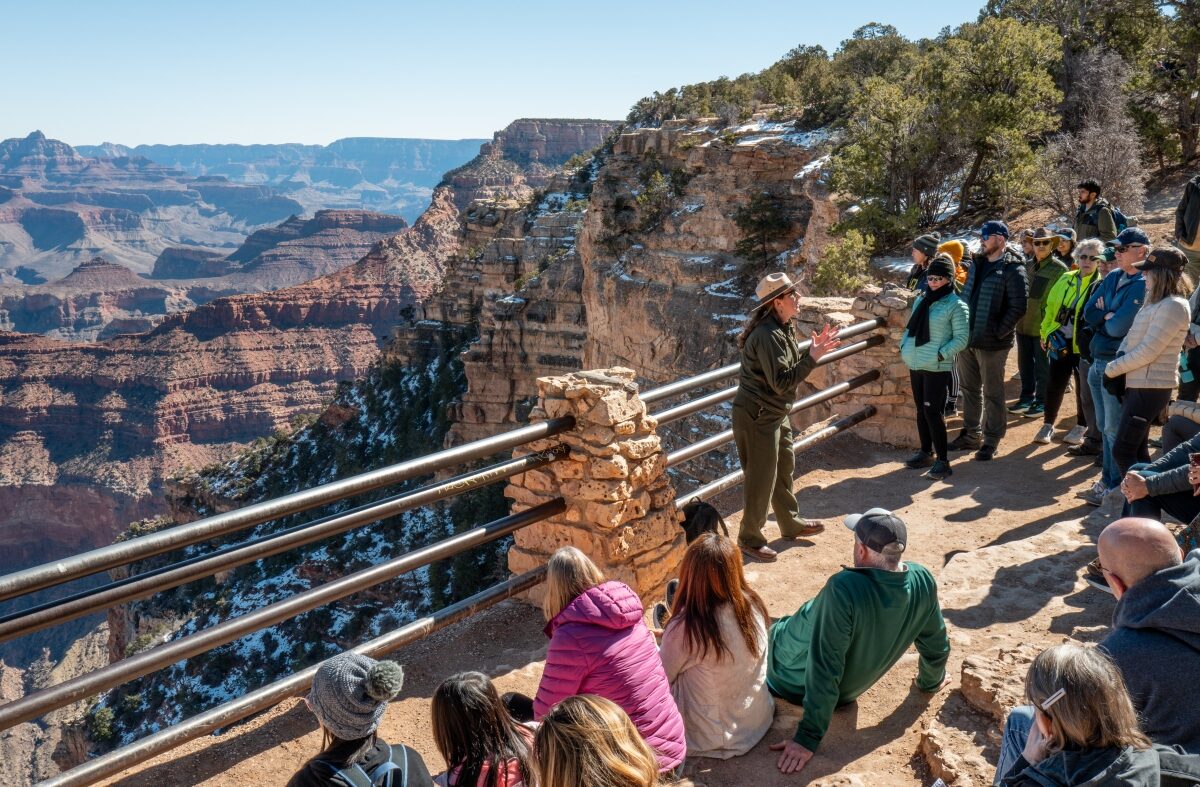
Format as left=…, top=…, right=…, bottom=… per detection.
left=906, top=282, right=953, bottom=346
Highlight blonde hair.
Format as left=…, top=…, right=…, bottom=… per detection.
left=542, top=547, right=605, bottom=620
left=1024, top=643, right=1150, bottom=754
left=534, top=695, right=662, bottom=787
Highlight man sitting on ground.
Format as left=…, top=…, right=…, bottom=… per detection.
left=1097, top=517, right=1200, bottom=752
left=766, top=508, right=951, bottom=775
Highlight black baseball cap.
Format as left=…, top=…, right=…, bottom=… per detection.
left=844, top=508, right=907, bottom=553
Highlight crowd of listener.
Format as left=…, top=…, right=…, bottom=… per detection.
left=283, top=176, right=1200, bottom=786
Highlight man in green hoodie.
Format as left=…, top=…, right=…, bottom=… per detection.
left=766, top=508, right=951, bottom=774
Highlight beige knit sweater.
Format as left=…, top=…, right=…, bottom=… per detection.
left=1105, top=295, right=1191, bottom=388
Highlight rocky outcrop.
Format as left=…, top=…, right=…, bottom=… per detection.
left=442, top=119, right=618, bottom=211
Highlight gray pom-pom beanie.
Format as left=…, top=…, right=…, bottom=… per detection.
left=307, top=652, right=405, bottom=740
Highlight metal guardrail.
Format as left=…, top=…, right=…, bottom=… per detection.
left=0, top=315, right=888, bottom=786
left=0, top=417, right=576, bottom=603
left=37, top=567, right=548, bottom=787
left=0, top=446, right=569, bottom=645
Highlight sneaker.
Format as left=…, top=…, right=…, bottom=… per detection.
left=665, top=578, right=678, bottom=612
left=1078, top=480, right=1108, bottom=506
left=1023, top=403, right=1045, bottom=418
left=1083, top=558, right=1113, bottom=594
left=948, top=432, right=982, bottom=451
left=905, top=451, right=934, bottom=469
left=973, top=444, right=997, bottom=461
left=1067, top=442, right=1101, bottom=456
left=652, top=601, right=670, bottom=630
left=923, top=460, right=953, bottom=480
left=943, top=400, right=960, bottom=418
left=1063, top=425, right=1087, bottom=446
left=1033, top=424, right=1055, bottom=444
left=1007, top=400, right=1032, bottom=414
left=739, top=544, right=778, bottom=562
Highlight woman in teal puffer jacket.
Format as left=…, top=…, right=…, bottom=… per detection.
left=901, top=255, right=970, bottom=480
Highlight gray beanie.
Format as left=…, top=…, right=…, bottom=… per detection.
left=307, top=652, right=405, bottom=740
left=913, top=233, right=941, bottom=258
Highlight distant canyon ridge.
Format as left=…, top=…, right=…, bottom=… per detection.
left=0, top=131, right=485, bottom=282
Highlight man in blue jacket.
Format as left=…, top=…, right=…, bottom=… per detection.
left=1080, top=228, right=1148, bottom=506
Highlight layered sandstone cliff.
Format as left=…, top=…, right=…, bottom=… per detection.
left=0, top=211, right=409, bottom=340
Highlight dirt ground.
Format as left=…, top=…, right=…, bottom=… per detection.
left=94, top=197, right=1187, bottom=787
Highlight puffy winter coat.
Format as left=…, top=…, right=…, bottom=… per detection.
left=533, top=580, right=686, bottom=771
left=1105, top=296, right=1190, bottom=389
left=962, top=248, right=1028, bottom=350
left=900, top=292, right=969, bottom=373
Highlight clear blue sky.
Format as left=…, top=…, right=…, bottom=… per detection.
left=3, top=0, right=984, bottom=146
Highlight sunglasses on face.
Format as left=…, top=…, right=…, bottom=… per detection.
left=926, top=275, right=949, bottom=283
left=1114, top=244, right=1144, bottom=253
left=1033, top=239, right=1055, bottom=246
left=1079, top=255, right=1101, bottom=261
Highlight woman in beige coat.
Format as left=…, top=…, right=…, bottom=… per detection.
left=659, top=533, right=773, bottom=759
left=1105, top=247, right=1193, bottom=476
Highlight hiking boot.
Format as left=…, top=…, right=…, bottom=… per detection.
left=739, top=544, right=778, bottom=562
left=1067, top=442, right=1101, bottom=456
left=1063, top=425, right=1087, bottom=446
left=948, top=432, right=982, bottom=451
left=665, top=578, right=678, bottom=612
left=905, top=451, right=935, bottom=469
left=973, top=444, right=997, bottom=461
left=1007, top=399, right=1032, bottom=414
left=923, top=460, right=953, bottom=481
left=1084, top=558, right=1113, bottom=594
left=1033, top=424, right=1055, bottom=444
left=784, top=521, right=826, bottom=540
left=652, top=601, right=670, bottom=630
left=1023, top=402, right=1045, bottom=418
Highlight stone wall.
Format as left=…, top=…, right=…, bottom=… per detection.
left=504, top=367, right=685, bottom=604
left=780, top=283, right=920, bottom=449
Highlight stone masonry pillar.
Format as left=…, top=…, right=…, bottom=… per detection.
left=504, top=367, right=686, bottom=604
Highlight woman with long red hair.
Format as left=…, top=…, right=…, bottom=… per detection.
left=659, top=532, right=774, bottom=759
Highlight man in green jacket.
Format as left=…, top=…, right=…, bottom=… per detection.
left=1010, top=227, right=1068, bottom=418
left=767, top=508, right=951, bottom=775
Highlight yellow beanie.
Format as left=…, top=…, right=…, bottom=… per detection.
left=937, top=240, right=965, bottom=264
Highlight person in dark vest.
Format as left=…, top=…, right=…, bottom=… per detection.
left=949, top=220, right=1029, bottom=461
left=288, top=652, right=434, bottom=787
left=732, top=273, right=842, bottom=561
left=1010, top=227, right=1068, bottom=419
left=1074, top=179, right=1119, bottom=243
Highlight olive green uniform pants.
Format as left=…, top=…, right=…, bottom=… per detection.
left=731, top=401, right=803, bottom=548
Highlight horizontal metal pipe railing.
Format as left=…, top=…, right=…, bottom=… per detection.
left=40, top=567, right=547, bottom=787
left=0, top=417, right=575, bottom=605
left=665, top=370, right=881, bottom=468
left=651, top=334, right=885, bottom=426
left=0, top=499, right=564, bottom=730
left=640, top=318, right=883, bottom=405
left=0, top=446, right=568, bottom=645
left=674, top=406, right=877, bottom=509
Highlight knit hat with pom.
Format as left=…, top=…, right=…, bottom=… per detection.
left=308, top=652, right=405, bottom=740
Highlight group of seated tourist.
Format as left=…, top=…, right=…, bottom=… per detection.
left=286, top=505, right=1200, bottom=786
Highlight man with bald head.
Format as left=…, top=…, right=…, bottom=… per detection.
left=1097, top=517, right=1200, bottom=752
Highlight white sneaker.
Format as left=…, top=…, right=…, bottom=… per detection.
left=1033, top=424, right=1055, bottom=444
left=1063, top=425, right=1087, bottom=446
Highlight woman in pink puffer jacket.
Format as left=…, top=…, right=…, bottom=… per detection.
left=533, top=547, right=686, bottom=773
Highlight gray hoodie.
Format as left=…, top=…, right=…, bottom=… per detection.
left=1100, top=550, right=1200, bottom=753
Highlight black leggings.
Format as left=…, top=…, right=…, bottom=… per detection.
left=910, top=370, right=952, bottom=461
left=1113, top=388, right=1173, bottom=476
left=1044, top=351, right=1079, bottom=424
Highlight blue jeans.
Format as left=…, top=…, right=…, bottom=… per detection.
left=994, top=705, right=1034, bottom=785
left=1088, top=358, right=1122, bottom=489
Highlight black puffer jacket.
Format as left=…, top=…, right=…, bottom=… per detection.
left=962, top=248, right=1028, bottom=350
